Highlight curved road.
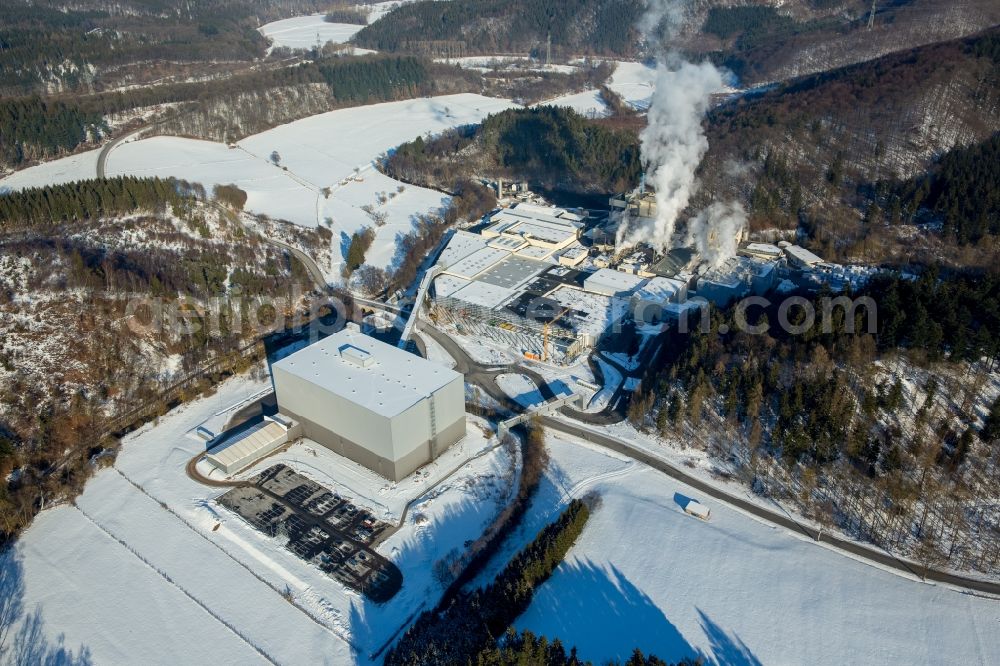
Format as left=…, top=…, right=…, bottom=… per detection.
left=419, top=320, right=1000, bottom=596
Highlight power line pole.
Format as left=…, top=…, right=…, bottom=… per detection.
left=867, top=0, right=877, bottom=30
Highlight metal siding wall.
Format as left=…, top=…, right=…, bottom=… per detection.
left=272, top=364, right=395, bottom=459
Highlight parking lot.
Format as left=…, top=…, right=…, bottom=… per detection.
left=218, top=464, right=402, bottom=602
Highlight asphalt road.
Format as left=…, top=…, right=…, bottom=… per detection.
left=420, top=320, right=1000, bottom=596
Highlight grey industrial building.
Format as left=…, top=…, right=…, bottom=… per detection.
left=271, top=328, right=466, bottom=481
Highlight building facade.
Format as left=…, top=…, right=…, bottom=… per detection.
left=271, top=328, right=466, bottom=481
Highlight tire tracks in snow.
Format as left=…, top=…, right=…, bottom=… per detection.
left=71, top=502, right=279, bottom=665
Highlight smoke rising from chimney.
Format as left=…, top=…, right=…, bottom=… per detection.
left=616, top=0, right=746, bottom=267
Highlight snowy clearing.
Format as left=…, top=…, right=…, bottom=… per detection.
left=259, top=15, right=365, bottom=51
left=607, top=61, right=656, bottom=111
left=537, top=89, right=610, bottom=118
left=501, top=432, right=1000, bottom=665
left=1, top=94, right=518, bottom=281
left=496, top=373, right=546, bottom=408
left=0, top=147, right=101, bottom=193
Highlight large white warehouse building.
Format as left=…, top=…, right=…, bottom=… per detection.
left=271, top=328, right=466, bottom=481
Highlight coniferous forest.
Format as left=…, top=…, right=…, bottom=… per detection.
left=385, top=106, right=642, bottom=196
left=353, top=0, right=642, bottom=58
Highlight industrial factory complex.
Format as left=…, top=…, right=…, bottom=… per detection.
left=428, top=196, right=847, bottom=363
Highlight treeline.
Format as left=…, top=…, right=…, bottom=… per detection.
left=317, top=56, right=431, bottom=104
left=436, top=422, right=549, bottom=605
left=0, top=177, right=187, bottom=231
left=325, top=6, right=368, bottom=25
left=385, top=499, right=592, bottom=666
left=343, top=228, right=376, bottom=277
left=353, top=0, right=642, bottom=58
left=475, top=631, right=685, bottom=666
left=0, top=97, right=107, bottom=166
left=864, top=268, right=1000, bottom=362
left=0, top=0, right=335, bottom=95
left=2, top=55, right=479, bottom=167
left=889, top=132, right=1000, bottom=244
left=640, top=270, right=1000, bottom=463
left=385, top=106, right=641, bottom=196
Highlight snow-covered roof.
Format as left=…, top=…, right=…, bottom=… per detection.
left=441, top=246, right=510, bottom=279
left=449, top=280, right=518, bottom=309
left=272, top=329, right=461, bottom=418
left=437, top=230, right=489, bottom=269
left=206, top=420, right=288, bottom=470
left=560, top=244, right=588, bottom=259
left=433, top=274, right=472, bottom=299
left=502, top=220, right=577, bottom=245
left=633, top=276, right=685, bottom=303
left=742, top=243, right=783, bottom=257
left=784, top=245, right=823, bottom=266
left=514, top=245, right=556, bottom=260
left=583, top=268, right=647, bottom=296
left=487, top=236, right=528, bottom=251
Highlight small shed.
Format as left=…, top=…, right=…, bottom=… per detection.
left=685, top=501, right=711, bottom=521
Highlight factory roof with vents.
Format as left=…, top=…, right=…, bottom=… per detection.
left=271, top=329, right=461, bottom=418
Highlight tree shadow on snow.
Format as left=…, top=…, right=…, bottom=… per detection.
left=348, top=493, right=503, bottom=661
left=339, top=231, right=352, bottom=261
left=0, top=550, right=92, bottom=665
left=696, top=608, right=762, bottom=666
left=521, top=558, right=700, bottom=664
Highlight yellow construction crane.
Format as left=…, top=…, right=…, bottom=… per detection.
left=542, top=307, right=572, bottom=363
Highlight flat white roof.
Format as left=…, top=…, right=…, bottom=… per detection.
left=634, top=276, right=684, bottom=302
left=273, top=329, right=461, bottom=418
left=504, top=220, right=577, bottom=245
left=433, top=273, right=472, bottom=298
left=584, top=268, right=647, bottom=295
left=449, top=280, right=517, bottom=309
left=437, top=230, right=489, bottom=269
left=547, top=285, right=629, bottom=337
left=560, top=244, right=588, bottom=259
left=442, top=246, right=510, bottom=279
left=784, top=245, right=824, bottom=265
left=744, top=243, right=782, bottom=255
left=488, top=236, right=528, bottom=251
left=514, top=245, right=556, bottom=260
left=207, top=420, right=287, bottom=470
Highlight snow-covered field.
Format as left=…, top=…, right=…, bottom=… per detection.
left=0, top=94, right=518, bottom=280
left=0, top=147, right=101, bottom=193
left=259, top=15, right=365, bottom=51
left=537, top=61, right=656, bottom=117
left=502, top=433, right=1000, bottom=665
left=539, top=89, right=610, bottom=118
left=607, top=61, right=656, bottom=111
left=4, top=367, right=514, bottom=665
left=496, top=373, right=545, bottom=408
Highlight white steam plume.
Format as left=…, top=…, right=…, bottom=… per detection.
left=617, top=60, right=722, bottom=251
left=617, top=0, right=746, bottom=264
left=685, top=200, right=745, bottom=269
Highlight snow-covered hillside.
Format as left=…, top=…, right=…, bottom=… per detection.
left=0, top=94, right=518, bottom=280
